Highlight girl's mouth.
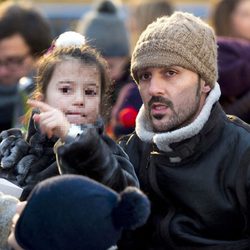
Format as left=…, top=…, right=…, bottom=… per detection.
left=66, top=111, right=86, bottom=117
left=66, top=112, right=86, bottom=124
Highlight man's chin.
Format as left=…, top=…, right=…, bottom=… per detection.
left=151, top=116, right=177, bottom=133
left=151, top=120, right=167, bottom=132
left=152, top=113, right=165, bottom=120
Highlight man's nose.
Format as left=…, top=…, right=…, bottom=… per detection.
left=148, top=75, right=165, bottom=96
left=0, top=64, right=11, bottom=76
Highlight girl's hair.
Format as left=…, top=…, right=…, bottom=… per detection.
left=26, top=45, right=111, bottom=124
left=212, top=0, right=243, bottom=37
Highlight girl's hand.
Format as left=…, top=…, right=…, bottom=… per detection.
left=27, top=99, right=70, bottom=139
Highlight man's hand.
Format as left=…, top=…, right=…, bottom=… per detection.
left=27, top=99, right=70, bottom=139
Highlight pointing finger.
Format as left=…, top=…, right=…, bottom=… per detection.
left=27, top=99, right=52, bottom=112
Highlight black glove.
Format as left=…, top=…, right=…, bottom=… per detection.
left=57, top=127, right=113, bottom=179
left=0, top=129, right=30, bottom=169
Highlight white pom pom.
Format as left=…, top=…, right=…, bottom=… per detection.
left=55, top=31, right=86, bottom=48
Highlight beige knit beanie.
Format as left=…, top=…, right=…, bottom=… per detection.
left=131, top=11, right=218, bottom=88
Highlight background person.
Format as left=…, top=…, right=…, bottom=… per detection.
left=212, top=0, right=250, bottom=124
left=76, top=0, right=131, bottom=104
left=129, top=0, right=174, bottom=50
left=0, top=0, right=52, bottom=131
left=212, top=0, right=250, bottom=42
left=76, top=0, right=136, bottom=139
left=217, top=37, right=250, bottom=123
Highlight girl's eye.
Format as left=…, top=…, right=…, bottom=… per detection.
left=59, top=86, right=72, bottom=94
left=85, top=89, right=97, bottom=96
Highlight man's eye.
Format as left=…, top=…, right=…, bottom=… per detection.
left=138, top=73, right=150, bottom=81
left=166, top=70, right=176, bottom=76
left=59, top=87, right=71, bottom=94
left=85, top=89, right=97, bottom=96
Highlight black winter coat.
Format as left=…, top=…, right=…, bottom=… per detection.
left=118, top=104, right=250, bottom=250
left=56, top=123, right=139, bottom=192
left=0, top=116, right=138, bottom=200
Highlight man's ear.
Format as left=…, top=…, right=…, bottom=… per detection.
left=201, top=80, right=212, bottom=94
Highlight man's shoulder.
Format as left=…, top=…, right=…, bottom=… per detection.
left=226, top=115, right=250, bottom=133
left=118, top=132, right=139, bottom=144
left=224, top=115, right=250, bottom=147
left=118, top=132, right=151, bottom=156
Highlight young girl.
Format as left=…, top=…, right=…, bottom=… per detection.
left=0, top=31, right=138, bottom=200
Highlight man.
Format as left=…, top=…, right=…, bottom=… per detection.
left=0, top=1, right=52, bottom=131
left=117, top=11, right=250, bottom=249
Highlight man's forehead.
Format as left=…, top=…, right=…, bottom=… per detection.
left=137, top=65, right=184, bottom=72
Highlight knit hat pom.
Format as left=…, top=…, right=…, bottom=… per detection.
left=55, top=31, right=86, bottom=48
left=112, top=186, right=150, bottom=230
left=96, top=0, right=117, bottom=14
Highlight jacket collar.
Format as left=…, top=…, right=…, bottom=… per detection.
left=135, top=82, right=221, bottom=159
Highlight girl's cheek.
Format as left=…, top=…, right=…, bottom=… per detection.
left=85, top=99, right=100, bottom=123
left=85, top=98, right=99, bottom=110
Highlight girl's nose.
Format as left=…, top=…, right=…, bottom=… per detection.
left=73, top=90, right=84, bottom=106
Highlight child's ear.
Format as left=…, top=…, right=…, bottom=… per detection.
left=36, top=92, right=44, bottom=101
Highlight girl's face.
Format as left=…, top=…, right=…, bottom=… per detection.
left=44, top=58, right=101, bottom=125
left=231, top=0, right=250, bottom=41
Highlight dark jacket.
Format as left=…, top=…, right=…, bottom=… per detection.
left=0, top=115, right=139, bottom=200
left=118, top=101, right=250, bottom=249
left=55, top=121, right=139, bottom=192
left=217, top=37, right=250, bottom=123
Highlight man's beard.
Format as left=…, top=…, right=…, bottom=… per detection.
left=146, top=79, right=202, bottom=132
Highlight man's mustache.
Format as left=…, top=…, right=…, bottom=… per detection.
left=148, top=96, right=173, bottom=110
